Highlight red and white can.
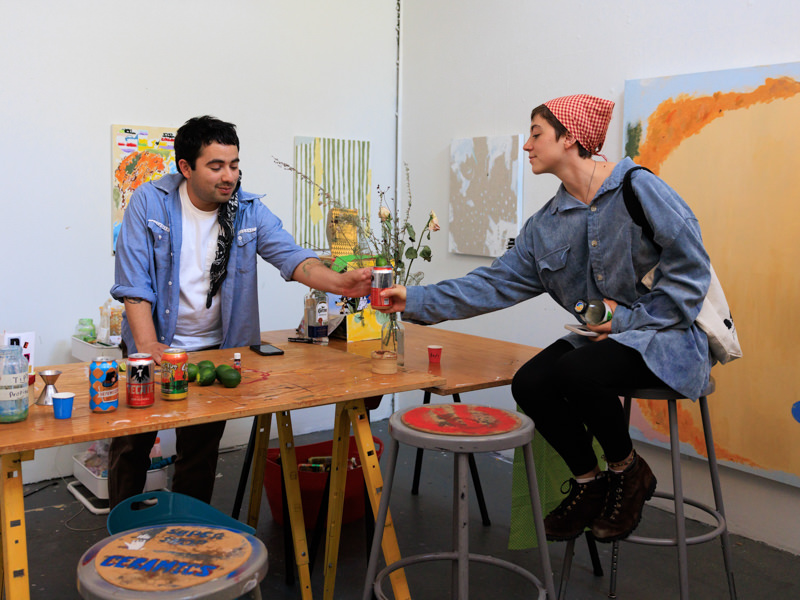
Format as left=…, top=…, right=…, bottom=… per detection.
left=126, top=353, right=155, bottom=408
left=370, top=266, right=394, bottom=307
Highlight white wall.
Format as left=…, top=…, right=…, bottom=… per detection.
left=1, top=1, right=398, bottom=480
left=2, top=0, right=398, bottom=366
left=397, top=0, right=800, bottom=554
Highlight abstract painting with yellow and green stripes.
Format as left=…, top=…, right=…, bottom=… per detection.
left=293, top=136, right=371, bottom=253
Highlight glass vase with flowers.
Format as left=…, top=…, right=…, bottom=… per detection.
left=273, top=159, right=440, bottom=361
left=369, top=175, right=440, bottom=365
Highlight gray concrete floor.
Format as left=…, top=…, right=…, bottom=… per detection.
left=22, top=418, right=800, bottom=599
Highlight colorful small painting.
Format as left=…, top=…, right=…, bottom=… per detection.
left=111, top=124, right=178, bottom=253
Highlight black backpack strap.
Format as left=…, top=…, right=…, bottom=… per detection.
left=622, top=165, right=662, bottom=253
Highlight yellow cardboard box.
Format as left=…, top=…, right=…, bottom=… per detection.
left=328, top=255, right=385, bottom=342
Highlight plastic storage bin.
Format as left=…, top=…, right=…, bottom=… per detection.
left=263, top=435, right=383, bottom=528
left=72, top=451, right=167, bottom=500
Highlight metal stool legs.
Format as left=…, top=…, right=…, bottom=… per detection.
left=700, top=395, right=737, bottom=598
left=557, top=533, right=603, bottom=600
left=363, top=437, right=400, bottom=600
left=363, top=434, right=556, bottom=600
left=608, top=394, right=737, bottom=599
left=411, top=392, right=492, bottom=526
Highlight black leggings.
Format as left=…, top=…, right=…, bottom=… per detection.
left=511, top=338, right=668, bottom=476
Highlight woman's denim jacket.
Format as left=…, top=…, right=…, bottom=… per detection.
left=405, top=158, right=712, bottom=399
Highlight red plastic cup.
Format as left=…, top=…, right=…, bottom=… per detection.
left=427, top=345, right=442, bottom=364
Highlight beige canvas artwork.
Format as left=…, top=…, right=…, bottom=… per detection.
left=449, top=135, right=524, bottom=258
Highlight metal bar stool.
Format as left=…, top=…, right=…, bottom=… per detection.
left=560, top=377, right=737, bottom=599
left=362, top=404, right=557, bottom=600
left=411, top=391, right=492, bottom=526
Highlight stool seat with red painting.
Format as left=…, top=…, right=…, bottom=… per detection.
left=76, top=524, right=267, bottom=600
left=363, top=404, right=557, bottom=600
left=397, top=404, right=528, bottom=451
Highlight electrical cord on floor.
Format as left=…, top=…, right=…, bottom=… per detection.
left=23, top=481, right=58, bottom=498
left=55, top=475, right=109, bottom=532
left=64, top=503, right=107, bottom=532
left=22, top=477, right=107, bottom=532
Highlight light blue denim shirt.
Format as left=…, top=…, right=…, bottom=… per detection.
left=405, top=158, right=712, bottom=399
left=111, top=173, right=317, bottom=351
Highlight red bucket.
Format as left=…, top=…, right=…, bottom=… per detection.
left=263, top=435, right=383, bottom=528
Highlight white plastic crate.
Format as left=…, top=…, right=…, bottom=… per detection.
left=70, top=336, right=123, bottom=362
left=72, top=452, right=167, bottom=500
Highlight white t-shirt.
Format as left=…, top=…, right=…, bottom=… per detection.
left=171, top=181, right=223, bottom=350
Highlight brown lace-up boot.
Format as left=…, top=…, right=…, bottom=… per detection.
left=591, top=452, right=657, bottom=542
left=544, top=473, right=608, bottom=541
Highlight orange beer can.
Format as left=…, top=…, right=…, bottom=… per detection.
left=160, top=348, right=188, bottom=400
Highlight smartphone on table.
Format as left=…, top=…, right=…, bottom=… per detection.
left=249, top=344, right=285, bottom=356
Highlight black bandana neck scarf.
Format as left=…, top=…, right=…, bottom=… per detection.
left=206, top=171, right=241, bottom=308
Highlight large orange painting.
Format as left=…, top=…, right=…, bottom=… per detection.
left=624, top=63, right=800, bottom=486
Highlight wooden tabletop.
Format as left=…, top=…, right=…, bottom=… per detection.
left=306, top=322, right=541, bottom=396
left=1, top=341, right=445, bottom=455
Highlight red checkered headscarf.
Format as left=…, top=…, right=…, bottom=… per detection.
left=544, top=95, right=615, bottom=160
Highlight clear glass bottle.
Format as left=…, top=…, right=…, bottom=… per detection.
left=380, top=314, right=405, bottom=366
left=575, top=299, right=613, bottom=325
left=305, top=288, right=329, bottom=345
left=0, top=345, right=30, bottom=423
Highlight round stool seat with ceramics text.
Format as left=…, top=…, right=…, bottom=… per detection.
left=77, top=524, right=267, bottom=600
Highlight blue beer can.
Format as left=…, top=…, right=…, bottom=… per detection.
left=89, top=356, right=119, bottom=412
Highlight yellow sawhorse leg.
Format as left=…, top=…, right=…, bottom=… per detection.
left=1, top=451, right=34, bottom=600
left=246, top=413, right=272, bottom=530
left=323, top=400, right=410, bottom=600
left=275, top=411, right=313, bottom=600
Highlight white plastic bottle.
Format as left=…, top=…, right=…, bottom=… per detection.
left=575, top=299, right=613, bottom=325
left=97, top=299, right=112, bottom=344
left=304, top=289, right=329, bottom=345
left=149, top=436, right=162, bottom=465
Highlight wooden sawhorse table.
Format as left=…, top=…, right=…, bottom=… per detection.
left=1, top=342, right=444, bottom=600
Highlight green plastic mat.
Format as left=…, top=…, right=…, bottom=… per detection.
left=509, top=422, right=604, bottom=549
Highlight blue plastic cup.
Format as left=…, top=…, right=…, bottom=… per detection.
left=52, top=392, right=74, bottom=419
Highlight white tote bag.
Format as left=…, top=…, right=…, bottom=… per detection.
left=626, top=166, right=742, bottom=365
left=642, top=265, right=742, bottom=364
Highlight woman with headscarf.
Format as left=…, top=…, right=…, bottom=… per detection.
left=377, top=95, right=712, bottom=543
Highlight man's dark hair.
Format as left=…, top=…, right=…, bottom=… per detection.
left=530, top=104, right=591, bottom=159
left=175, top=115, right=240, bottom=171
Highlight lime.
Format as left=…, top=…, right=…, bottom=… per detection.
left=187, top=363, right=199, bottom=382
left=217, top=368, right=242, bottom=389
left=215, top=364, right=234, bottom=383
left=198, top=367, right=216, bottom=386
left=197, top=360, right=215, bottom=371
